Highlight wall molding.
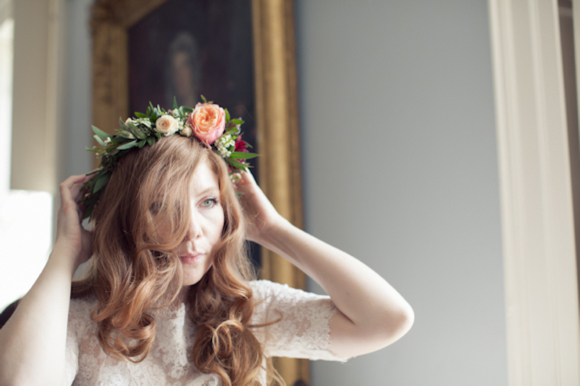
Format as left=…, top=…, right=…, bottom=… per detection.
left=488, top=0, right=580, bottom=385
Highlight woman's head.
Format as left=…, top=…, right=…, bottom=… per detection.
left=91, top=134, right=247, bottom=289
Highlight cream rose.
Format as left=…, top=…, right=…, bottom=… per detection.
left=155, top=115, right=179, bottom=136
left=187, top=103, right=225, bottom=145
left=180, top=125, right=193, bottom=137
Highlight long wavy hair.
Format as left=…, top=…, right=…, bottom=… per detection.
left=72, top=135, right=282, bottom=385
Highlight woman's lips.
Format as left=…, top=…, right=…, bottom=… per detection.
left=179, top=253, right=203, bottom=264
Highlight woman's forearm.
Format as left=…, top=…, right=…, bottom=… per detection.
left=0, top=242, right=77, bottom=385
left=257, top=217, right=414, bottom=349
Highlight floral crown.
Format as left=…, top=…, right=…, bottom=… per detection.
left=81, top=96, right=257, bottom=220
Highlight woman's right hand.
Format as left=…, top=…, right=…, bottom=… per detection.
left=54, top=174, right=93, bottom=271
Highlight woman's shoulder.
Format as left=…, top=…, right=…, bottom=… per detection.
left=249, top=279, right=294, bottom=299
left=68, top=295, right=97, bottom=332
left=69, top=293, right=97, bottom=309
left=248, top=279, right=329, bottom=305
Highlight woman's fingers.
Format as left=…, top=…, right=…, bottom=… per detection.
left=59, top=175, right=87, bottom=205
left=60, top=174, right=87, bottom=189
left=234, top=170, right=259, bottom=196
left=57, top=175, right=91, bottom=234
left=70, top=181, right=85, bottom=203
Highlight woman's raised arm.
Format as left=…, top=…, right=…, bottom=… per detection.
left=0, top=174, right=92, bottom=385
left=236, top=171, right=414, bottom=359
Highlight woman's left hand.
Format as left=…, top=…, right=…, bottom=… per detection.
left=234, top=171, right=284, bottom=243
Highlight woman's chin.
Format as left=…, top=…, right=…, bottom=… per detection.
left=180, top=263, right=212, bottom=287
left=181, top=273, right=202, bottom=286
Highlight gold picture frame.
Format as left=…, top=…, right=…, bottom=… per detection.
left=90, top=0, right=308, bottom=384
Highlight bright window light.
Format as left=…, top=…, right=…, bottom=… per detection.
left=0, top=17, right=54, bottom=312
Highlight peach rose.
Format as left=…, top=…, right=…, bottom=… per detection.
left=187, top=103, right=225, bottom=145
left=155, top=115, right=179, bottom=136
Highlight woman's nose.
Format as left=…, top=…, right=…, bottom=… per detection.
left=186, top=212, right=202, bottom=240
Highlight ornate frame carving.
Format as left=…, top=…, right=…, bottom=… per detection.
left=91, top=0, right=308, bottom=384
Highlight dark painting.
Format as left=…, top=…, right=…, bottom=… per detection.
left=128, top=0, right=260, bottom=269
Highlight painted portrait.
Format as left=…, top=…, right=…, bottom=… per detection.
left=127, top=0, right=259, bottom=267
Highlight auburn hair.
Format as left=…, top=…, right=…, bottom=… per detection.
left=72, top=135, right=282, bottom=385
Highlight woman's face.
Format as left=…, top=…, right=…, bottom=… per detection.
left=176, top=158, right=224, bottom=286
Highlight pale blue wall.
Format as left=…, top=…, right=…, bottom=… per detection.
left=60, top=0, right=92, bottom=181
left=295, top=1, right=508, bottom=385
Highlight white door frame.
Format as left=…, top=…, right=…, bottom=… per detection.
left=488, top=0, right=580, bottom=385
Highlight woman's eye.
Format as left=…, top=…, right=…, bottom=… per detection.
left=149, top=202, right=162, bottom=214
left=200, top=198, right=218, bottom=208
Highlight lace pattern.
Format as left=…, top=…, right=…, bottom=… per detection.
left=65, top=280, right=346, bottom=385
left=249, top=280, right=345, bottom=361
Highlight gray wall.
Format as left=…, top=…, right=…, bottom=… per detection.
left=294, top=1, right=507, bottom=385
left=60, top=0, right=92, bottom=181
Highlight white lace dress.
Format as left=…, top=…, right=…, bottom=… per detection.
left=65, top=280, right=347, bottom=385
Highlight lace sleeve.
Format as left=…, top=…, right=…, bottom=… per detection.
left=64, top=297, right=93, bottom=385
left=250, top=280, right=348, bottom=362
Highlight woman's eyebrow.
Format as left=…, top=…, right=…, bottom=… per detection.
left=194, top=187, right=220, bottom=196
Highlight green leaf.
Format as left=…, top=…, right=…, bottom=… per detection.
left=230, top=118, right=244, bottom=125
left=127, top=122, right=146, bottom=139
left=117, top=140, right=137, bottom=150
left=225, top=108, right=231, bottom=122
left=93, top=174, right=110, bottom=193
left=230, top=152, right=258, bottom=159
left=227, top=158, right=249, bottom=170
left=93, top=134, right=106, bottom=147
left=134, top=112, right=146, bottom=118
left=96, top=168, right=108, bottom=177
left=137, top=139, right=146, bottom=148
left=147, top=137, right=155, bottom=146
left=173, top=96, right=178, bottom=110
left=92, top=125, right=110, bottom=140
left=182, top=107, right=192, bottom=113
left=118, top=130, right=134, bottom=139
left=119, top=118, right=128, bottom=130
left=86, top=169, right=99, bottom=176
left=82, top=208, right=93, bottom=220
left=201, top=95, right=208, bottom=103
left=155, top=132, right=162, bottom=139
left=226, top=127, right=238, bottom=136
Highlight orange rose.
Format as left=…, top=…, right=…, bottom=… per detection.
left=187, top=103, right=226, bottom=145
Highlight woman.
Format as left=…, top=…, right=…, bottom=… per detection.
left=0, top=101, right=414, bottom=385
